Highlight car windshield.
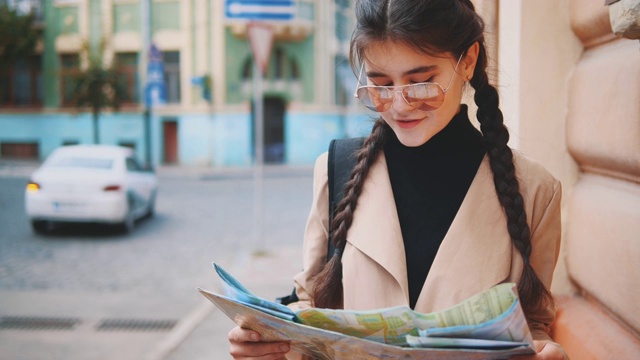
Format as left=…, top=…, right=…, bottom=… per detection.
left=47, top=156, right=114, bottom=169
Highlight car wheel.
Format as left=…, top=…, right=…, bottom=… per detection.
left=31, top=220, right=49, bottom=234
left=146, top=191, right=156, bottom=219
left=117, top=202, right=136, bottom=234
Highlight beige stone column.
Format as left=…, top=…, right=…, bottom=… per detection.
left=212, top=0, right=226, bottom=108
left=181, top=0, right=192, bottom=108
left=497, top=0, right=583, bottom=294
left=314, top=0, right=333, bottom=106
left=79, top=0, right=90, bottom=67
left=497, top=0, right=522, bottom=149
left=188, top=0, right=211, bottom=108
left=102, top=0, right=114, bottom=65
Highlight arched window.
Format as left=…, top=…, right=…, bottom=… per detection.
left=274, top=47, right=285, bottom=79
left=242, top=57, right=252, bottom=79
left=290, top=57, right=300, bottom=80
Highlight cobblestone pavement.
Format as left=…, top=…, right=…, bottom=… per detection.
left=165, top=246, right=303, bottom=360
left=0, top=161, right=312, bottom=360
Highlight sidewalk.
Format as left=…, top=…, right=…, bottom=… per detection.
left=150, top=245, right=303, bottom=360
left=0, top=159, right=308, bottom=359
left=0, top=159, right=313, bottom=180
left=157, top=164, right=314, bottom=182
left=0, top=246, right=303, bottom=360
left=0, top=159, right=40, bottom=178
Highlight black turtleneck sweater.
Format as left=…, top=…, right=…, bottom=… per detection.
left=383, top=105, right=486, bottom=309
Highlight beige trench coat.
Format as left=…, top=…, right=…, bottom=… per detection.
left=286, top=150, right=562, bottom=359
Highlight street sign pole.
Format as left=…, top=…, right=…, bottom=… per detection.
left=248, top=22, right=274, bottom=253
left=226, top=1, right=290, bottom=253
left=143, top=44, right=166, bottom=170
left=253, top=61, right=265, bottom=253
left=141, top=0, right=152, bottom=168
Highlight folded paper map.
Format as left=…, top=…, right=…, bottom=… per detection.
left=198, top=263, right=535, bottom=359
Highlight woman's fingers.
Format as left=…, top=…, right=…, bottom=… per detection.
left=229, top=342, right=290, bottom=360
left=510, top=340, right=569, bottom=360
left=228, top=326, right=261, bottom=343
left=228, top=326, right=291, bottom=360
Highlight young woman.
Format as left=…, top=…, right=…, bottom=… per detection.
left=228, top=0, right=568, bottom=359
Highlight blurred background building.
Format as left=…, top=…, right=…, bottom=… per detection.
left=0, top=0, right=370, bottom=167
left=1, top=0, right=639, bottom=357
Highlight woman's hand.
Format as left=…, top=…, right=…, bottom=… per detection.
left=511, top=340, right=569, bottom=360
left=228, top=326, right=291, bottom=360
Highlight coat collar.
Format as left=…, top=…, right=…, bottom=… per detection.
left=346, top=152, right=512, bottom=312
left=346, top=153, right=410, bottom=304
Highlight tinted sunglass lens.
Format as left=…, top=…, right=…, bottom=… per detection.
left=356, top=84, right=444, bottom=112
left=358, top=87, right=391, bottom=112
left=404, top=84, right=444, bottom=111
left=404, top=84, right=440, bottom=101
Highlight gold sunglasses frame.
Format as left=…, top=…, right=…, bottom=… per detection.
left=353, top=53, right=464, bottom=112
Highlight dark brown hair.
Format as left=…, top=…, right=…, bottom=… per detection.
left=311, top=0, right=554, bottom=318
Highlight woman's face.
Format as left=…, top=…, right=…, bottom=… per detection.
left=361, top=41, right=470, bottom=147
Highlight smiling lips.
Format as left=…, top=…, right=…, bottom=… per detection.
left=396, top=119, right=422, bottom=129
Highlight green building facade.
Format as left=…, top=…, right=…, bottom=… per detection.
left=0, top=0, right=371, bottom=167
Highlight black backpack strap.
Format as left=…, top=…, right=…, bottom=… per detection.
left=276, top=137, right=364, bottom=305
left=327, top=137, right=365, bottom=260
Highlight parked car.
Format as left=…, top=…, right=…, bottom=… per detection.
left=25, top=145, right=158, bottom=234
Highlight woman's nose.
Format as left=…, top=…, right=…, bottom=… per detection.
left=390, top=90, right=413, bottom=112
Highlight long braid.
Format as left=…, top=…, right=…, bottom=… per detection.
left=311, top=119, right=389, bottom=309
left=470, top=46, right=554, bottom=316
left=320, top=0, right=554, bottom=316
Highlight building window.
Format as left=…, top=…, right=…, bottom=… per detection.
left=0, top=142, right=39, bottom=160
left=0, top=55, right=42, bottom=108
left=163, top=51, right=180, bottom=103
left=59, top=53, right=80, bottom=107
left=291, top=58, right=300, bottom=80
left=274, top=47, right=285, bottom=79
left=242, top=58, right=253, bottom=79
left=115, top=52, right=139, bottom=104
left=334, top=56, right=353, bottom=106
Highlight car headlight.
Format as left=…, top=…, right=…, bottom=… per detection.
left=26, top=182, right=40, bottom=193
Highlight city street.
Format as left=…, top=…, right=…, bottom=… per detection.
left=0, top=163, right=313, bottom=360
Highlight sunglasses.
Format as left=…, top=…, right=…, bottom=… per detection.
left=353, top=54, right=463, bottom=113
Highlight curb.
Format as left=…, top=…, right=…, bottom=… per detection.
left=0, top=161, right=40, bottom=178
left=144, top=298, right=215, bottom=360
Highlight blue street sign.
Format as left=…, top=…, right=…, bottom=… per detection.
left=225, top=0, right=295, bottom=21
left=149, top=43, right=163, bottom=62
left=191, top=76, right=205, bottom=86
left=145, top=44, right=167, bottom=108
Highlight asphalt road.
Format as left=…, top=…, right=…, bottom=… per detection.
left=0, top=166, right=313, bottom=360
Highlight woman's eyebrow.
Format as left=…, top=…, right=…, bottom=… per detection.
left=366, top=65, right=439, bottom=78
left=365, top=70, right=388, bottom=78
left=403, top=65, right=439, bottom=76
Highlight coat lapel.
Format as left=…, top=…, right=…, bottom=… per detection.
left=415, top=155, right=512, bottom=312
left=345, top=153, right=512, bottom=312
left=346, top=152, right=410, bottom=303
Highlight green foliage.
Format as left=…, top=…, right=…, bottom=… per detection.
left=0, top=4, right=38, bottom=68
left=73, top=56, right=125, bottom=116
left=71, top=40, right=126, bottom=143
left=0, top=4, right=39, bottom=99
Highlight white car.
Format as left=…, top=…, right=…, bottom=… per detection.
left=25, top=145, right=158, bottom=234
